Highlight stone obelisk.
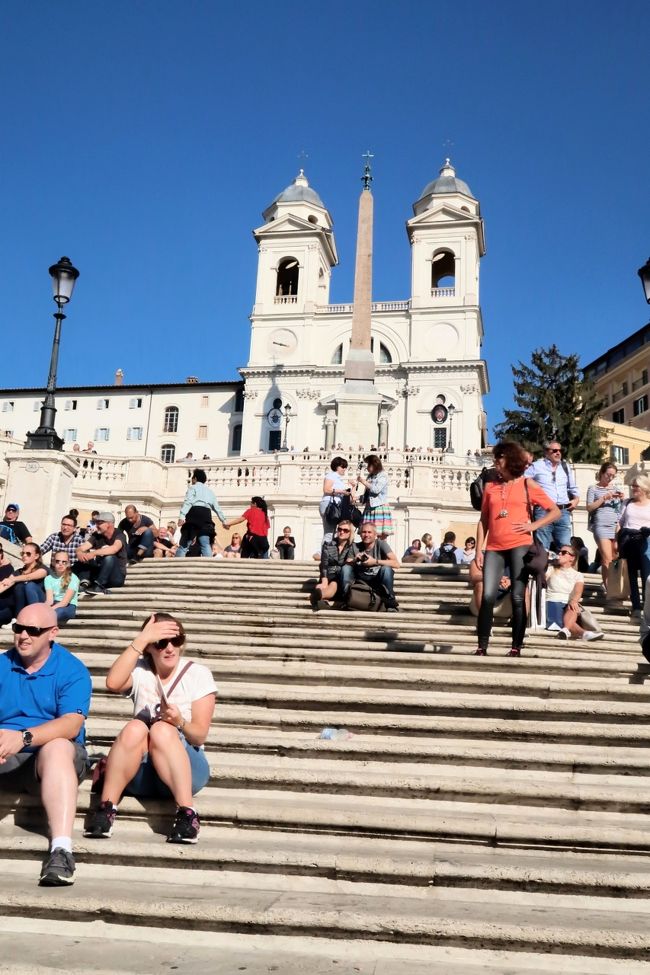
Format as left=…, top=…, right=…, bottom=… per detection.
left=334, top=153, right=382, bottom=446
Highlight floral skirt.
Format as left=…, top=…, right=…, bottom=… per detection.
left=363, top=503, right=394, bottom=537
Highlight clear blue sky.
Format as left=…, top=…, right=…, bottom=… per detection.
left=2, top=1, right=649, bottom=437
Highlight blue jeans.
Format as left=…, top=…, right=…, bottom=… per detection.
left=477, top=546, right=529, bottom=651
left=54, top=604, right=77, bottom=626
left=13, top=581, right=46, bottom=613
left=340, top=564, right=396, bottom=605
left=77, top=555, right=126, bottom=589
left=127, top=529, right=154, bottom=559
left=533, top=506, right=572, bottom=551
left=175, top=534, right=213, bottom=558
left=125, top=735, right=210, bottom=798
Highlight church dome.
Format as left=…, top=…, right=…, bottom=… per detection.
left=414, top=159, right=475, bottom=212
left=268, top=170, right=325, bottom=209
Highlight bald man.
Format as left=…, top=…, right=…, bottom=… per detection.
left=0, top=604, right=92, bottom=886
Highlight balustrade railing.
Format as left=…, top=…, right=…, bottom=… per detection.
left=430, top=287, right=455, bottom=298
left=318, top=300, right=410, bottom=314
left=273, top=295, right=298, bottom=305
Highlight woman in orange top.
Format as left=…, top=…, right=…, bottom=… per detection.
left=475, top=441, right=560, bottom=657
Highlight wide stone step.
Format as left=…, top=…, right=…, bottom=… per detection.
left=3, top=856, right=650, bottom=959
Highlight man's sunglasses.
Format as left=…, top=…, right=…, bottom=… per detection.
left=152, top=636, right=184, bottom=650
left=12, top=623, right=54, bottom=636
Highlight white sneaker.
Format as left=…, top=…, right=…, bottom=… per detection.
left=547, top=622, right=561, bottom=632
left=583, top=631, right=604, bottom=641
left=556, top=628, right=571, bottom=640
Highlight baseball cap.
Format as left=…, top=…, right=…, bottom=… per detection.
left=5, top=503, right=19, bottom=512
left=96, top=511, right=115, bottom=524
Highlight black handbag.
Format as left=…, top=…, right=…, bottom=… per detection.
left=339, top=491, right=363, bottom=528
left=618, top=527, right=645, bottom=559
left=523, top=479, right=549, bottom=576
left=324, top=492, right=341, bottom=524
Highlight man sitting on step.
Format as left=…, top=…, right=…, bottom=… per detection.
left=74, top=512, right=128, bottom=596
left=117, top=504, right=155, bottom=564
left=340, top=522, right=400, bottom=612
left=0, top=603, right=92, bottom=886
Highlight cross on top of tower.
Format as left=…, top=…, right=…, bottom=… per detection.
left=361, top=150, right=374, bottom=190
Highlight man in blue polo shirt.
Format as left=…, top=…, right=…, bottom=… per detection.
left=526, top=440, right=580, bottom=551
left=0, top=603, right=92, bottom=886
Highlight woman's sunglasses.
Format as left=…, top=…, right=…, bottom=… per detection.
left=152, top=636, right=184, bottom=650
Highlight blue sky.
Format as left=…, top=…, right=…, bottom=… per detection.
left=2, top=1, right=649, bottom=437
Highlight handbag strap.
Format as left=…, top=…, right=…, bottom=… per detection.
left=523, top=477, right=534, bottom=522
left=156, top=661, right=193, bottom=704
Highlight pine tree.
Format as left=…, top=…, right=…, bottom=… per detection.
left=494, top=344, right=606, bottom=462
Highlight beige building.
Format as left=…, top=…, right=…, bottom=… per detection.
left=584, top=323, right=650, bottom=462
left=595, top=418, right=649, bottom=467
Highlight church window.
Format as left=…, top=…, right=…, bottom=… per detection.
left=431, top=249, right=455, bottom=290
left=231, top=424, right=242, bottom=453
left=163, top=405, right=179, bottom=433
left=379, top=342, right=392, bottom=364
left=308, top=215, right=318, bottom=225
left=161, top=443, right=176, bottom=464
left=234, top=388, right=244, bottom=412
left=268, top=430, right=282, bottom=451
left=197, top=425, right=208, bottom=439
left=276, top=258, right=299, bottom=296
left=332, top=344, right=343, bottom=365
left=433, top=427, right=447, bottom=449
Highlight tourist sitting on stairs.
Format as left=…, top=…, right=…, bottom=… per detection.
left=85, top=613, right=216, bottom=845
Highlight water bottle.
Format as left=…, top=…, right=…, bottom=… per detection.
left=319, top=727, right=352, bottom=740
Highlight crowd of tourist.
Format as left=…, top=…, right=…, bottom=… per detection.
left=2, top=442, right=650, bottom=890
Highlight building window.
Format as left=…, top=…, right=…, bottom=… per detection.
left=234, top=388, right=244, bottom=412
left=633, top=395, right=648, bottom=417
left=129, top=397, right=143, bottom=409
left=611, top=445, right=629, bottom=465
left=33, top=400, right=41, bottom=411
left=201, top=395, right=209, bottom=408
left=276, top=257, right=299, bottom=297
left=433, top=427, right=447, bottom=449
left=163, top=406, right=179, bottom=433
left=379, top=342, right=392, bottom=364
left=97, top=398, right=110, bottom=410
left=268, top=429, right=282, bottom=450
left=65, top=399, right=77, bottom=411
left=2, top=401, right=14, bottom=413
left=197, top=425, right=208, bottom=439
left=231, top=423, right=242, bottom=453
left=161, top=443, right=176, bottom=463
left=431, top=248, right=456, bottom=290
left=332, top=343, right=343, bottom=365
left=94, top=427, right=110, bottom=442
left=63, top=428, right=78, bottom=442
left=612, top=408, right=625, bottom=424
left=127, top=426, right=143, bottom=440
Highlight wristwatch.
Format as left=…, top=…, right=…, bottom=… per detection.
left=22, top=730, right=33, bottom=748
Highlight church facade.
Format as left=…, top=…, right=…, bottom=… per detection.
left=0, top=159, right=490, bottom=464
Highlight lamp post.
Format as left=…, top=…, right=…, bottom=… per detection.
left=25, top=257, right=80, bottom=451
left=638, top=258, right=650, bottom=304
left=280, top=403, right=295, bottom=452
left=446, top=403, right=455, bottom=453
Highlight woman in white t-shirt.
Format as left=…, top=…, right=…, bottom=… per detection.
left=546, top=545, right=602, bottom=641
left=85, top=613, right=217, bottom=845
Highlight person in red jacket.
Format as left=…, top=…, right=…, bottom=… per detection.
left=224, top=497, right=270, bottom=559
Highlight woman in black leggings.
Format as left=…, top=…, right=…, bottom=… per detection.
left=475, top=442, right=559, bottom=657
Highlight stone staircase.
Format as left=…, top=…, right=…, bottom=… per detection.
left=2, top=559, right=650, bottom=974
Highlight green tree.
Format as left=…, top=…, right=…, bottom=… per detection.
left=494, top=344, right=606, bottom=462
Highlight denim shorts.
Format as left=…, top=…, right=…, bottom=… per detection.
left=125, top=735, right=210, bottom=798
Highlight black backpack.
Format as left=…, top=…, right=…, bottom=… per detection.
left=469, top=466, right=500, bottom=511
left=436, top=544, right=457, bottom=565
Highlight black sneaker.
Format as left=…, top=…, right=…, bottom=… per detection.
left=167, top=806, right=200, bottom=844
left=84, top=800, right=117, bottom=838
left=79, top=579, right=90, bottom=590
left=84, top=583, right=109, bottom=596
left=39, top=847, right=76, bottom=886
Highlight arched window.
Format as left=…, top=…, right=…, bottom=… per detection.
left=276, top=257, right=299, bottom=296
left=163, top=405, right=179, bottom=433
left=379, top=342, right=392, bottom=364
left=161, top=443, right=176, bottom=463
left=231, top=424, right=242, bottom=453
left=431, top=249, right=456, bottom=290
left=331, top=343, right=343, bottom=364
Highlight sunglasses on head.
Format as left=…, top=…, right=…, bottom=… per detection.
left=12, top=623, right=53, bottom=636
left=152, top=636, right=184, bottom=650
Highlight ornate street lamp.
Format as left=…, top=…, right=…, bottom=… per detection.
left=25, top=257, right=80, bottom=450
left=280, top=403, right=295, bottom=452
left=446, top=403, right=455, bottom=453
left=638, top=258, right=650, bottom=304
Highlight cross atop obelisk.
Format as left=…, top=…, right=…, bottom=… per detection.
left=343, top=151, right=375, bottom=389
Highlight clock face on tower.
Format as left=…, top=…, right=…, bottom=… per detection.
left=268, top=328, right=298, bottom=358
